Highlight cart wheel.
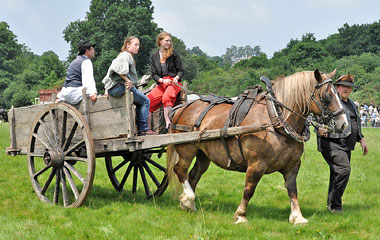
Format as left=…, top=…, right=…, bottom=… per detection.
left=27, top=103, right=95, bottom=208
left=105, top=148, right=168, bottom=199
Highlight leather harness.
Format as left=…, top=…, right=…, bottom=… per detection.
left=170, top=86, right=263, bottom=170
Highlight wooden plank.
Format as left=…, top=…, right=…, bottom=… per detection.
left=125, top=90, right=135, bottom=138
left=82, top=88, right=90, bottom=125
left=93, top=124, right=269, bottom=154
left=79, top=95, right=131, bottom=140
left=79, top=95, right=126, bottom=113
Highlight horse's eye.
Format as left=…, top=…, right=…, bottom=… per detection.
left=322, top=93, right=332, bottom=105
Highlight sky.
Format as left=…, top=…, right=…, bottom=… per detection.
left=1, top=0, right=380, bottom=61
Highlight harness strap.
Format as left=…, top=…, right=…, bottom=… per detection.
left=219, top=133, right=234, bottom=168
left=220, top=88, right=262, bottom=166
left=266, top=95, right=310, bottom=142
left=194, top=98, right=229, bottom=128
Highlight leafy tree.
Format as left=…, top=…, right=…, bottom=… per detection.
left=188, top=46, right=207, bottom=56
left=0, top=22, right=23, bottom=108
left=193, top=55, right=220, bottom=72
left=181, top=55, right=198, bottom=83
left=233, top=54, right=269, bottom=69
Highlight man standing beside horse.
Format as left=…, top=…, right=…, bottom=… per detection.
left=316, top=74, right=368, bottom=214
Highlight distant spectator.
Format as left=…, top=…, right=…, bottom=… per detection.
left=369, top=103, right=374, bottom=116
left=360, top=106, right=368, bottom=127
left=371, top=109, right=377, bottom=127
left=363, top=102, right=368, bottom=110
left=376, top=112, right=380, bottom=127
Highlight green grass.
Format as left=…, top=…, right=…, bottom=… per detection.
left=1, top=121, right=380, bottom=239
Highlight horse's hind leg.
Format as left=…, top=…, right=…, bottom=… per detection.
left=234, top=164, right=265, bottom=224
left=282, top=161, right=308, bottom=225
left=188, top=151, right=211, bottom=191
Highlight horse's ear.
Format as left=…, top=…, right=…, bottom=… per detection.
left=314, top=69, right=322, bottom=83
left=327, top=68, right=337, bottom=79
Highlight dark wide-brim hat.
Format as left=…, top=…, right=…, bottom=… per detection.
left=334, top=74, right=357, bottom=88
left=77, top=40, right=96, bottom=55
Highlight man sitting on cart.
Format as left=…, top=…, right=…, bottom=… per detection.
left=56, top=40, right=98, bottom=104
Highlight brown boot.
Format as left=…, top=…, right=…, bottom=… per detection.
left=163, top=106, right=172, bottom=129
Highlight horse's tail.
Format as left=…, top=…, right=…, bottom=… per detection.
left=166, top=144, right=181, bottom=194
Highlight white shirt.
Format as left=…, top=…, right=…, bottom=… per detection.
left=57, top=57, right=97, bottom=104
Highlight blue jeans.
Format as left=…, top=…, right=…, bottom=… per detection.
left=108, top=84, right=150, bottom=132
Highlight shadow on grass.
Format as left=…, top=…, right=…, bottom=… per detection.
left=83, top=184, right=308, bottom=222
left=85, top=185, right=375, bottom=223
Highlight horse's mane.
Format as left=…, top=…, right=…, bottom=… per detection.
left=272, top=71, right=317, bottom=120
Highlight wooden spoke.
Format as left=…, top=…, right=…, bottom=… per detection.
left=29, top=152, right=44, bottom=158
left=111, top=159, right=129, bottom=174
left=64, top=139, right=84, bottom=156
left=63, top=167, right=79, bottom=200
left=119, top=162, right=134, bottom=191
left=33, top=165, right=51, bottom=179
left=50, top=109, right=59, bottom=146
left=142, top=161, right=160, bottom=187
left=132, top=165, right=138, bottom=194
left=139, top=164, right=151, bottom=198
left=63, top=122, right=78, bottom=151
left=60, top=169, right=69, bottom=207
left=32, top=133, right=51, bottom=150
left=145, top=157, right=166, bottom=172
left=64, top=156, right=88, bottom=162
left=53, top=170, right=60, bottom=204
left=61, top=111, right=67, bottom=148
left=41, top=168, right=56, bottom=195
left=38, top=119, right=56, bottom=149
left=64, top=162, right=85, bottom=184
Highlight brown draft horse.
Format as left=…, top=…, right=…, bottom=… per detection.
left=166, top=69, right=348, bottom=224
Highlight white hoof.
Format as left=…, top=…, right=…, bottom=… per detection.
left=234, top=216, right=248, bottom=224
left=289, top=215, right=308, bottom=225
left=179, top=193, right=197, bottom=211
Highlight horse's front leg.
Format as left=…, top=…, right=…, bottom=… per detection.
left=283, top=161, right=308, bottom=225
left=174, top=154, right=197, bottom=212
left=234, top=163, right=264, bottom=223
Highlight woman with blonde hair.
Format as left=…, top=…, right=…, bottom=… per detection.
left=102, top=36, right=156, bottom=136
left=147, top=32, right=184, bottom=132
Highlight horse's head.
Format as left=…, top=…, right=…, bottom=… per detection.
left=310, top=69, right=348, bottom=133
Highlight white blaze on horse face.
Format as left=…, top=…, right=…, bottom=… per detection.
left=332, top=87, right=348, bottom=125
left=182, top=180, right=195, bottom=200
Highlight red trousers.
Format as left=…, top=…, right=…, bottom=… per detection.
left=147, top=77, right=182, bottom=112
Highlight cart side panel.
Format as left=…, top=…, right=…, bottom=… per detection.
left=79, top=95, right=131, bottom=140
left=11, top=105, right=47, bottom=154
left=9, top=95, right=133, bottom=155
left=11, top=104, right=82, bottom=155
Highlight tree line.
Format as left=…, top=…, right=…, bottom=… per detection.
left=1, top=0, right=380, bottom=109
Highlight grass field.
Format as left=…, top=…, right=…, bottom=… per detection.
left=1, top=121, right=379, bottom=239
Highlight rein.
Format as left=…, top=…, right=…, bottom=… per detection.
left=265, top=78, right=343, bottom=142
left=309, top=79, right=345, bottom=131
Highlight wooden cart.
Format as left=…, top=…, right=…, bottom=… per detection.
left=6, top=89, right=266, bottom=207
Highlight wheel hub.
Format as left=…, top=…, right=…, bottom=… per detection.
left=130, top=152, right=144, bottom=165
left=44, top=150, right=64, bottom=168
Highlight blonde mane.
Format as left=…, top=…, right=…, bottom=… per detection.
left=272, top=71, right=318, bottom=120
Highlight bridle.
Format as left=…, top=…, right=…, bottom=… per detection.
left=309, top=78, right=345, bottom=130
